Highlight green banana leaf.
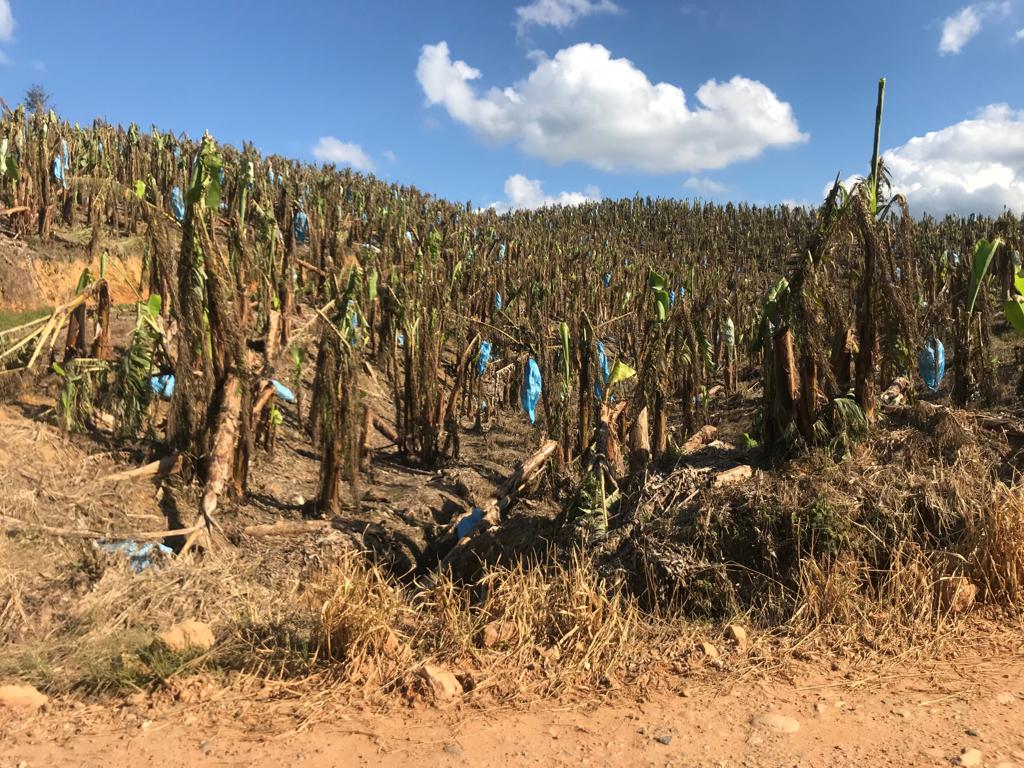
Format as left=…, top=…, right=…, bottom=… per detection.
left=1005, top=298, right=1024, bottom=337
left=966, top=238, right=1002, bottom=316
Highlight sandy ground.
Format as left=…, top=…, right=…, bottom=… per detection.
left=3, top=650, right=1023, bottom=768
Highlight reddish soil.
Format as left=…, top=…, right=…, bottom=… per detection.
left=2, top=648, right=1023, bottom=767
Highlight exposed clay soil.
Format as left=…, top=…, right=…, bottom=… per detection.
left=0, top=229, right=144, bottom=313
left=2, top=642, right=1023, bottom=768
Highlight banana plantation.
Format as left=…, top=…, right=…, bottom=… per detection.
left=1, top=83, right=1023, bottom=633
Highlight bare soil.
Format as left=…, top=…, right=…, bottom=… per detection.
left=2, top=641, right=1023, bottom=767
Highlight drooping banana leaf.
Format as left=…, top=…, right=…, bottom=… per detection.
left=1005, top=298, right=1024, bottom=337
left=966, top=238, right=1002, bottom=316
left=648, top=268, right=670, bottom=322
left=607, top=360, right=636, bottom=388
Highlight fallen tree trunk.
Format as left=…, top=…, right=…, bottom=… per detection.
left=485, top=439, right=559, bottom=525
left=243, top=520, right=334, bottom=538
left=101, top=454, right=182, bottom=483
left=437, top=439, right=559, bottom=571
left=679, top=424, right=718, bottom=455
left=713, top=464, right=753, bottom=488
left=0, top=514, right=200, bottom=541
left=447, top=439, right=559, bottom=540
left=251, top=380, right=276, bottom=420
left=372, top=413, right=399, bottom=443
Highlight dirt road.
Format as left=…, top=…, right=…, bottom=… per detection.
left=3, top=651, right=1023, bottom=768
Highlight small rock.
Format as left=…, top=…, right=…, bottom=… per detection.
left=158, top=620, right=215, bottom=653
left=752, top=713, right=800, bottom=734
left=891, top=707, right=911, bottom=719
left=419, top=663, right=463, bottom=703
left=443, top=743, right=462, bottom=756
left=0, top=684, right=48, bottom=712
left=943, top=577, right=977, bottom=614
left=654, top=733, right=673, bottom=746
left=725, top=624, right=748, bottom=650
left=957, top=747, right=983, bottom=767
left=481, top=621, right=517, bottom=649
left=377, top=629, right=411, bottom=660
left=813, top=702, right=828, bottom=715
left=995, top=692, right=1016, bottom=705
left=965, top=727, right=981, bottom=738
left=698, top=641, right=720, bottom=660
left=540, top=645, right=561, bottom=662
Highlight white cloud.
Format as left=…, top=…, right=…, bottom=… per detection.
left=515, top=0, right=619, bottom=31
left=884, top=104, right=1024, bottom=216
left=312, top=136, right=375, bottom=172
left=940, top=6, right=982, bottom=53
left=939, top=2, right=1011, bottom=54
left=416, top=41, right=806, bottom=174
left=0, top=0, right=14, bottom=42
left=683, top=176, right=728, bottom=195
left=1014, top=27, right=1024, bottom=40
left=828, top=105, right=1024, bottom=216
left=382, top=149, right=398, bottom=164
left=492, top=174, right=600, bottom=212
left=0, top=0, right=12, bottom=63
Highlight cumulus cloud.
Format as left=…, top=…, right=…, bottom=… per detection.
left=416, top=42, right=806, bottom=174
left=1014, top=27, right=1024, bottom=40
left=0, top=0, right=14, bottom=42
left=884, top=104, right=1024, bottom=216
left=0, top=0, right=13, bottom=63
left=683, top=176, right=728, bottom=195
left=515, top=0, right=619, bottom=31
left=828, top=105, right=1024, bottom=216
left=939, top=2, right=1011, bottom=54
left=940, top=6, right=983, bottom=53
left=312, top=136, right=375, bottom=172
left=492, top=174, right=600, bottom=212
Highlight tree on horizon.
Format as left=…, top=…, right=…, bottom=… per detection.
left=24, top=84, right=51, bottom=114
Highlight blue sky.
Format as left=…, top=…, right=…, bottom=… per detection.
left=1, top=1, right=1022, bottom=215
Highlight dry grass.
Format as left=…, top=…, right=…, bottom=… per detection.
left=607, top=406, right=1024, bottom=661
left=968, top=482, right=1024, bottom=604
left=0, top=540, right=671, bottom=703
left=1, top=493, right=1020, bottom=709
left=416, top=550, right=665, bottom=698
left=1, top=398, right=1021, bottom=710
